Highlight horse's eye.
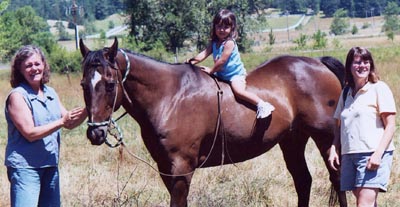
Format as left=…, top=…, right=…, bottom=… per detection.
left=105, top=81, right=116, bottom=92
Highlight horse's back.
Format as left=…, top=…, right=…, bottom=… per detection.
left=183, top=54, right=343, bottom=133
left=246, top=55, right=342, bottom=129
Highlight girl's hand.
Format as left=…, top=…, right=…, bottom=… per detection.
left=201, top=66, right=212, bottom=74
left=328, top=146, right=340, bottom=171
left=186, top=58, right=197, bottom=65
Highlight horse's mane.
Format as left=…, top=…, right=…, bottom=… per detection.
left=114, top=47, right=187, bottom=66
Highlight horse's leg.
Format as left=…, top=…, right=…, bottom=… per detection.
left=311, top=133, right=347, bottom=207
left=158, top=159, right=194, bottom=207
left=279, top=131, right=311, bottom=207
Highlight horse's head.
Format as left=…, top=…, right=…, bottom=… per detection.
left=79, top=38, right=124, bottom=145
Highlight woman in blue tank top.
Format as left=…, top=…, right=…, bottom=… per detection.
left=4, top=45, right=87, bottom=207
left=188, top=9, right=274, bottom=119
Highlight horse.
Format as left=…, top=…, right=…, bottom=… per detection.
left=79, top=38, right=347, bottom=207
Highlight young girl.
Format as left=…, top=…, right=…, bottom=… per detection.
left=189, top=9, right=274, bottom=119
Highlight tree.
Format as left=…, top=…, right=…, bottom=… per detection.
left=382, top=1, right=400, bottom=38
left=330, top=8, right=350, bottom=35
left=0, top=6, right=56, bottom=61
left=268, top=29, right=275, bottom=45
left=125, top=0, right=162, bottom=51
left=6, top=0, right=123, bottom=21
left=351, top=24, right=359, bottom=35
left=294, top=33, right=308, bottom=49
left=308, top=0, right=320, bottom=14
left=320, top=0, right=339, bottom=17
left=312, top=29, right=327, bottom=49
left=0, top=0, right=9, bottom=14
left=159, top=0, right=207, bottom=54
left=55, top=21, right=71, bottom=41
left=124, top=0, right=252, bottom=53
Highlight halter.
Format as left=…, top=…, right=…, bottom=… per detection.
left=86, top=49, right=131, bottom=148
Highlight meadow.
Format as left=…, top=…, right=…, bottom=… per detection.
left=1, top=14, right=400, bottom=207
left=0, top=42, right=400, bottom=207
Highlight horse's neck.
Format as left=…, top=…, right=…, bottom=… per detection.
left=126, top=56, right=182, bottom=105
left=133, top=56, right=176, bottom=84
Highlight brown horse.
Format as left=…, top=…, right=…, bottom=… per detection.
left=79, top=38, right=347, bottom=207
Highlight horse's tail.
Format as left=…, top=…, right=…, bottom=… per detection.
left=318, top=56, right=346, bottom=206
left=328, top=185, right=338, bottom=207
left=318, top=56, right=345, bottom=88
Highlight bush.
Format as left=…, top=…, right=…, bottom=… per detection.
left=294, top=34, right=308, bottom=49
left=362, top=22, right=370, bottom=29
left=330, top=9, right=350, bottom=35
left=312, top=30, right=327, bottom=49
left=67, top=21, right=76, bottom=29
left=47, top=45, right=82, bottom=73
left=351, top=25, right=358, bottom=35
left=268, top=29, right=275, bottom=46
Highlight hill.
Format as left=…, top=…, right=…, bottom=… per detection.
left=250, top=14, right=388, bottom=52
left=47, top=14, right=129, bottom=51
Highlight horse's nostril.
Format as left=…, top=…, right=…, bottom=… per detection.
left=96, top=128, right=106, bottom=138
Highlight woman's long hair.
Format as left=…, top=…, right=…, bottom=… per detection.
left=10, top=45, right=50, bottom=88
left=344, top=46, right=379, bottom=88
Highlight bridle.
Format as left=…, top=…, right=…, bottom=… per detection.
left=86, top=49, right=131, bottom=148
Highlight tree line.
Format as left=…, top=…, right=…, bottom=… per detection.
left=7, top=0, right=124, bottom=22
left=5, top=0, right=400, bottom=20
left=124, top=0, right=400, bottom=53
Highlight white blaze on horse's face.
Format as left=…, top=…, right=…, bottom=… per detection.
left=91, top=71, right=102, bottom=89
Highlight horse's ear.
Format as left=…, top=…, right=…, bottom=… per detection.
left=79, top=39, right=90, bottom=57
left=109, top=37, right=118, bottom=62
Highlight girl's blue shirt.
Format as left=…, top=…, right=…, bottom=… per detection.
left=4, top=82, right=61, bottom=168
left=212, top=40, right=246, bottom=81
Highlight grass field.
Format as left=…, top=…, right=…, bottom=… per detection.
left=1, top=14, right=400, bottom=207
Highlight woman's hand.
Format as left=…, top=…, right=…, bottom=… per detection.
left=63, top=107, right=87, bottom=129
left=328, top=145, right=340, bottom=171
left=367, top=152, right=382, bottom=171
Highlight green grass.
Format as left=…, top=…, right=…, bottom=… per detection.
left=93, top=13, right=128, bottom=32
left=267, top=14, right=304, bottom=29
left=1, top=33, right=400, bottom=207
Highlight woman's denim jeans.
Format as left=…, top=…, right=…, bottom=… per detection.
left=7, top=167, right=60, bottom=207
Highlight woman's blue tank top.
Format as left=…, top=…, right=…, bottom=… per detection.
left=4, top=83, right=61, bottom=168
